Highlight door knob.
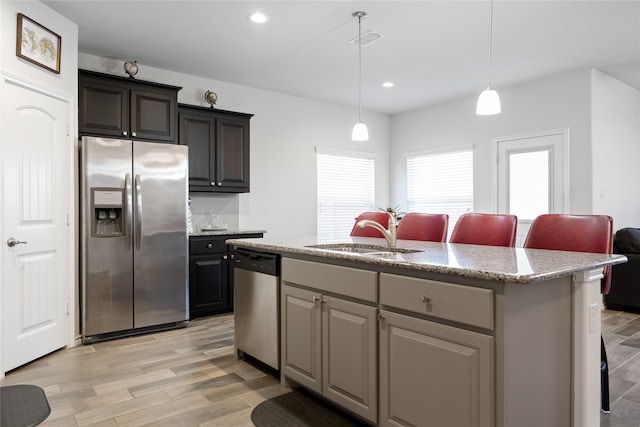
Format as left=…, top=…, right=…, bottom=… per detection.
left=7, top=237, right=27, bottom=247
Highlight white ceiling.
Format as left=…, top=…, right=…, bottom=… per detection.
left=44, top=0, right=640, bottom=115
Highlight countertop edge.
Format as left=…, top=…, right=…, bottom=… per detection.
left=190, top=229, right=266, bottom=237
left=226, top=237, right=627, bottom=284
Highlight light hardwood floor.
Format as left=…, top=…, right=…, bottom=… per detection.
left=1, top=315, right=288, bottom=426
left=601, top=308, right=640, bottom=427
left=2, top=309, right=640, bottom=426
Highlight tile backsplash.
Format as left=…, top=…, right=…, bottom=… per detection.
left=189, top=193, right=239, bottom=231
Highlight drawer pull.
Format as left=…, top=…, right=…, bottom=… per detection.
left=421, top=295, right=431, bottom=304
left=207, top=243, right=213, bottom=249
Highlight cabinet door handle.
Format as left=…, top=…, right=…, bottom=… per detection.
left=210, top=182, right=216, bottom=186
left=207, top=243, right=213, bottom=249
left=123, top=131, right=128, bottom=136
left=313, top=296, right=321, bottom=304
left=223, top=255, right=228, bottom=260
left=217, top=182, right=222, bottom=186
left=421, top=295, right=431, bottom=304
left=377, top=313, right=386, bottom=323
left=132, top=132, right=137, bottom=137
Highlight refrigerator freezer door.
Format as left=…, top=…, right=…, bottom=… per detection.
left=133, top=141, right=188, bottom=328
left=81, top=137, right=134, bottom=336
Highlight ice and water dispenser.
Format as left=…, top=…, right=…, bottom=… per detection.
left=91, top=188, right=124, bottom=236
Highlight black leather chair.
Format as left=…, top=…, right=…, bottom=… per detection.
left=604, top=228, right=640, bottom=313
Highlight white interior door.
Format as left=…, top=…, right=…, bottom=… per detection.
left=496, top=130, right=569, bottom=246
left=2, top=76, right=70, bottom=373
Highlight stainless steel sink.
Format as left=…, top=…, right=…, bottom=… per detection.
left=306, top=243, right=421, bottom=255
left=313, top=246, right=387, bottom=254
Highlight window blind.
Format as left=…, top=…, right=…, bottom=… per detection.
left=317, top=149, right=375, bottom=240
left=406, top=148, right=473, bottom=236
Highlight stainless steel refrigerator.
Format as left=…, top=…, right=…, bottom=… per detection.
left=80, top=136, right=189, bottom=343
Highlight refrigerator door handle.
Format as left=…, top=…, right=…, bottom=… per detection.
left=135, top=174, right=142, bottom=251
left=125, top=173, right=132, bottom=250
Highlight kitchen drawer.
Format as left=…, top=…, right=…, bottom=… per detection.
left=190, top=237, right=227, bottom=254
left=282, top=258, right=377, bottom=303
left=380, top=273, right=494, bottom=330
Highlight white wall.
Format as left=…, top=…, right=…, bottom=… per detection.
left=390, top=70, right=595, bottom=216
left=1, top=1, right=78, bottom=93
left=78, top=54, right=390, bottom=239
left=591, top=69, right=640, bottom=230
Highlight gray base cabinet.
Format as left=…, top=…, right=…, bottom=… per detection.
left=323, top=295, right=377, bottom=421
left=281, top=257, right=495, bottom=426
left=281, top=285, right=322, bottom=392
left=281, top=259, right=378, bottom=423
left=378, top=309, right=492, bottom=427
left=281, top=284, right=378, bottom=423
left=379, top=273, right=494, bottom=427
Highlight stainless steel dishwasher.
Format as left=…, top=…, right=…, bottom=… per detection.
left=233, top=248, right=280, bottom=370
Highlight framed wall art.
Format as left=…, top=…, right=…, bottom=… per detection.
left=16, top=13, right=61, bottom=74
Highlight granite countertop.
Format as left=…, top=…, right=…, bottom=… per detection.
left=226, top=235, right=627, bottom=284
left=190, top=229, right=266, bottom=237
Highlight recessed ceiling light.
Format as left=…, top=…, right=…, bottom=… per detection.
left=382, top=81, right=395, bottom=88
left=249, top=12, right=269, bottom=23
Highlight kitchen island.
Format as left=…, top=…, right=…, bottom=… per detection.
left=227, top=235, right=626, bottom=427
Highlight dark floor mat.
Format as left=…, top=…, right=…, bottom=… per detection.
left=251, top=390, right=368, bottom=427
left=0, top=384, right=51, bottom=427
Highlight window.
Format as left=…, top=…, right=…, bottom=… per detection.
left=507, top=149, right=550, bottom=220
left=496, top=129, right=568, bottom=246
left=497, top=131, right=566, bottom=220
left=317, top=148, right=375, bottom=240
left=406, top=147, right=474, bottom=236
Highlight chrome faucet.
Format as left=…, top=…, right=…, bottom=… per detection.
left=357, top=210, right=397, bottom=247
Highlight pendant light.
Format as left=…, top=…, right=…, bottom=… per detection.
left=352, top=11, right=369, bottom=141
left=476, top=0, right=501, bottom=115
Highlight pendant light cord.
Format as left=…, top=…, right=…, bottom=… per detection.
left=351, top=11, right=368, bottom=139
left=357, top=12, right=363, bottom=122
left=487, top=0, right=494, bottom=88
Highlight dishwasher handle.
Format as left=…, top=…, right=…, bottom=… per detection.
left=234, top=249, right=280, bottom=276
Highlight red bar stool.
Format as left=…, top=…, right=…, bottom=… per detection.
left=449, top=213, right=518, bottom=247
left=350, top=212, right=389, bottom=238
left=523, top=214, right=614, bottom=413
left=396, top=213, right=449, bottom=242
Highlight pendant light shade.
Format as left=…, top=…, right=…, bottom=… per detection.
left=352, top=11, right=369, bottom=141
left=476, top=87, right=501, bottom=115
left=352, top=122, right=369, bottom=141
left=476, top=0, right=501, bottom=116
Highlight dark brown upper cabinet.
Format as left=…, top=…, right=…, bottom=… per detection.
left=178, top=104, right=252, bottom=193
left=79, top=70, right=181, bottom=143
